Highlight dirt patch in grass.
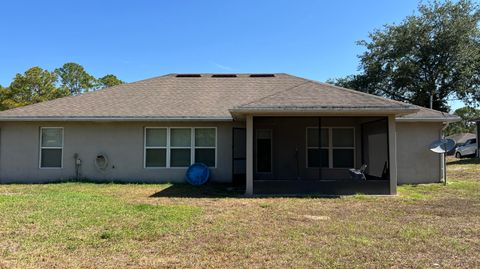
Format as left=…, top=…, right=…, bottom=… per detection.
left=0, top=158, right=479, bottom=268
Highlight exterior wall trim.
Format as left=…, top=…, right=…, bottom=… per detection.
left=0, top=117, right=233, bottom=122
left=396, top=118, right=459, bottom=123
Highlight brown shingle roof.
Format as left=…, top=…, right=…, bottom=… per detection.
left=396, top=105, right=460, bottom=122
left=0, top=74, right=302, bottom=120
left=0, top=73, right=455, bottom=121
left=231, top=80, right=415, bottom=112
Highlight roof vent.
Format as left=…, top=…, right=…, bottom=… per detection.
left=176, top=74, right=201, bottom=77
left=211, top=74, right=237, bottom=78
left=249, top=74, right=275, bottom=77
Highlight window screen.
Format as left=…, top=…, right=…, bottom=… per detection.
left=40, top=128, right=63, bottom=168
left=194, top=128, right=216, bottom=167
left=145, top=128, right=167, bottom=167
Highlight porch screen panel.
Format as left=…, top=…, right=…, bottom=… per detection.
left=332, top=128, right=355, bottom=168
left=256, top=130, right=272, bottom=173
left=306, top=126, right=329, bottom=168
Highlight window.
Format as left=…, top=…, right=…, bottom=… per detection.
left=306, top=127, right=355, bottom=168
left=466, top=139, right=476, bottom=145
left=40, top=127, right=63, bottom=168
left=144, top=127, right=216, bottom=168
left=145, top=128, right=167, bottom=167
left=170, top=128, right=191, bottom=167
left=194, top=128, right=216, bottom=167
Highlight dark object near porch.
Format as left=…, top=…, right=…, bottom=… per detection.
left=186, top=163, right=210, bottom=186
left=348, top=164, right=367, bottom=181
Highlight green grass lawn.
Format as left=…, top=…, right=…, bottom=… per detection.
left=1, top=158, right=479, bottom=268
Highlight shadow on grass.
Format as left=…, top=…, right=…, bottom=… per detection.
left=149, top=183, right=347, bottom=198
left=447, top=157, right=480, bottom=165
left=150, top=183, right=245, bottom=198
left=6, top=178, right=386, bottom=199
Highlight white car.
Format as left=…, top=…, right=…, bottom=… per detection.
left=455, top=138, right=477, bottom=158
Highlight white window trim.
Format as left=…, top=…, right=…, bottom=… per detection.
left=144, top=127, right=217, bottom=169
left=306, top=127, right=356, bottom=169
left=39, top=127, right=64, bottom=169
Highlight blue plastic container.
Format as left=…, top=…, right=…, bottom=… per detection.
left=185, top=163, right=210, bottom=186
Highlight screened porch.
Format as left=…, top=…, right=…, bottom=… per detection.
left=235, top=116, right=397, bottom=195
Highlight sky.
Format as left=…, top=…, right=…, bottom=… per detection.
left=0, top=0, right=465, bottom=111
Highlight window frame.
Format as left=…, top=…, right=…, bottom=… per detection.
left=193, top=127, right=217, bottom=168
left=144, top=127, right=217, bottom=169
left=306, top=126, right=356, bottom=169
left=39, top=127, right=64, bottom=169
left=169, top=127, right=193, bottom=168
left=144, top=127, right=168, bottom=168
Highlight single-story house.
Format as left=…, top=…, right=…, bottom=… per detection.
left=0, top=73, right=460, bottom=195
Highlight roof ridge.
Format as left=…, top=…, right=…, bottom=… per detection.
left=236, top=80, right=312, bottom=108
left=284, top=74, right=415, bottom=108
left=411, top=104, right=451, bottom=114
left=399, top=104, right=459, bottom=119
left=169, top=73, right=285, bottom=77
left=123, top=73, right=173, bottom=84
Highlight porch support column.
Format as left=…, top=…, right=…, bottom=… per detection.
left=245, top=115, right=254, bottom=196
left=388, top=115, right=398, bottom=195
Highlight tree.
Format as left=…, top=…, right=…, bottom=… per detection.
left=444, top=106, right=480, bottom=135
left=0, top=63, right=123, bottom=111
left=0, top=85, right=8, bottom=111
left=2, top=67, right=68, bottom=109
left=97, top=74, right=124, bottom=89
left=55, top=62, right=96, bottom=95
left=331, top=0, right=480, bottom=111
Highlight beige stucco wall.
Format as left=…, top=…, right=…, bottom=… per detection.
left=0, top=121, right=240, bottom=183
left=0, top=119, right=444, bottom=185
left=396, top=122, right=443, bottom=184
